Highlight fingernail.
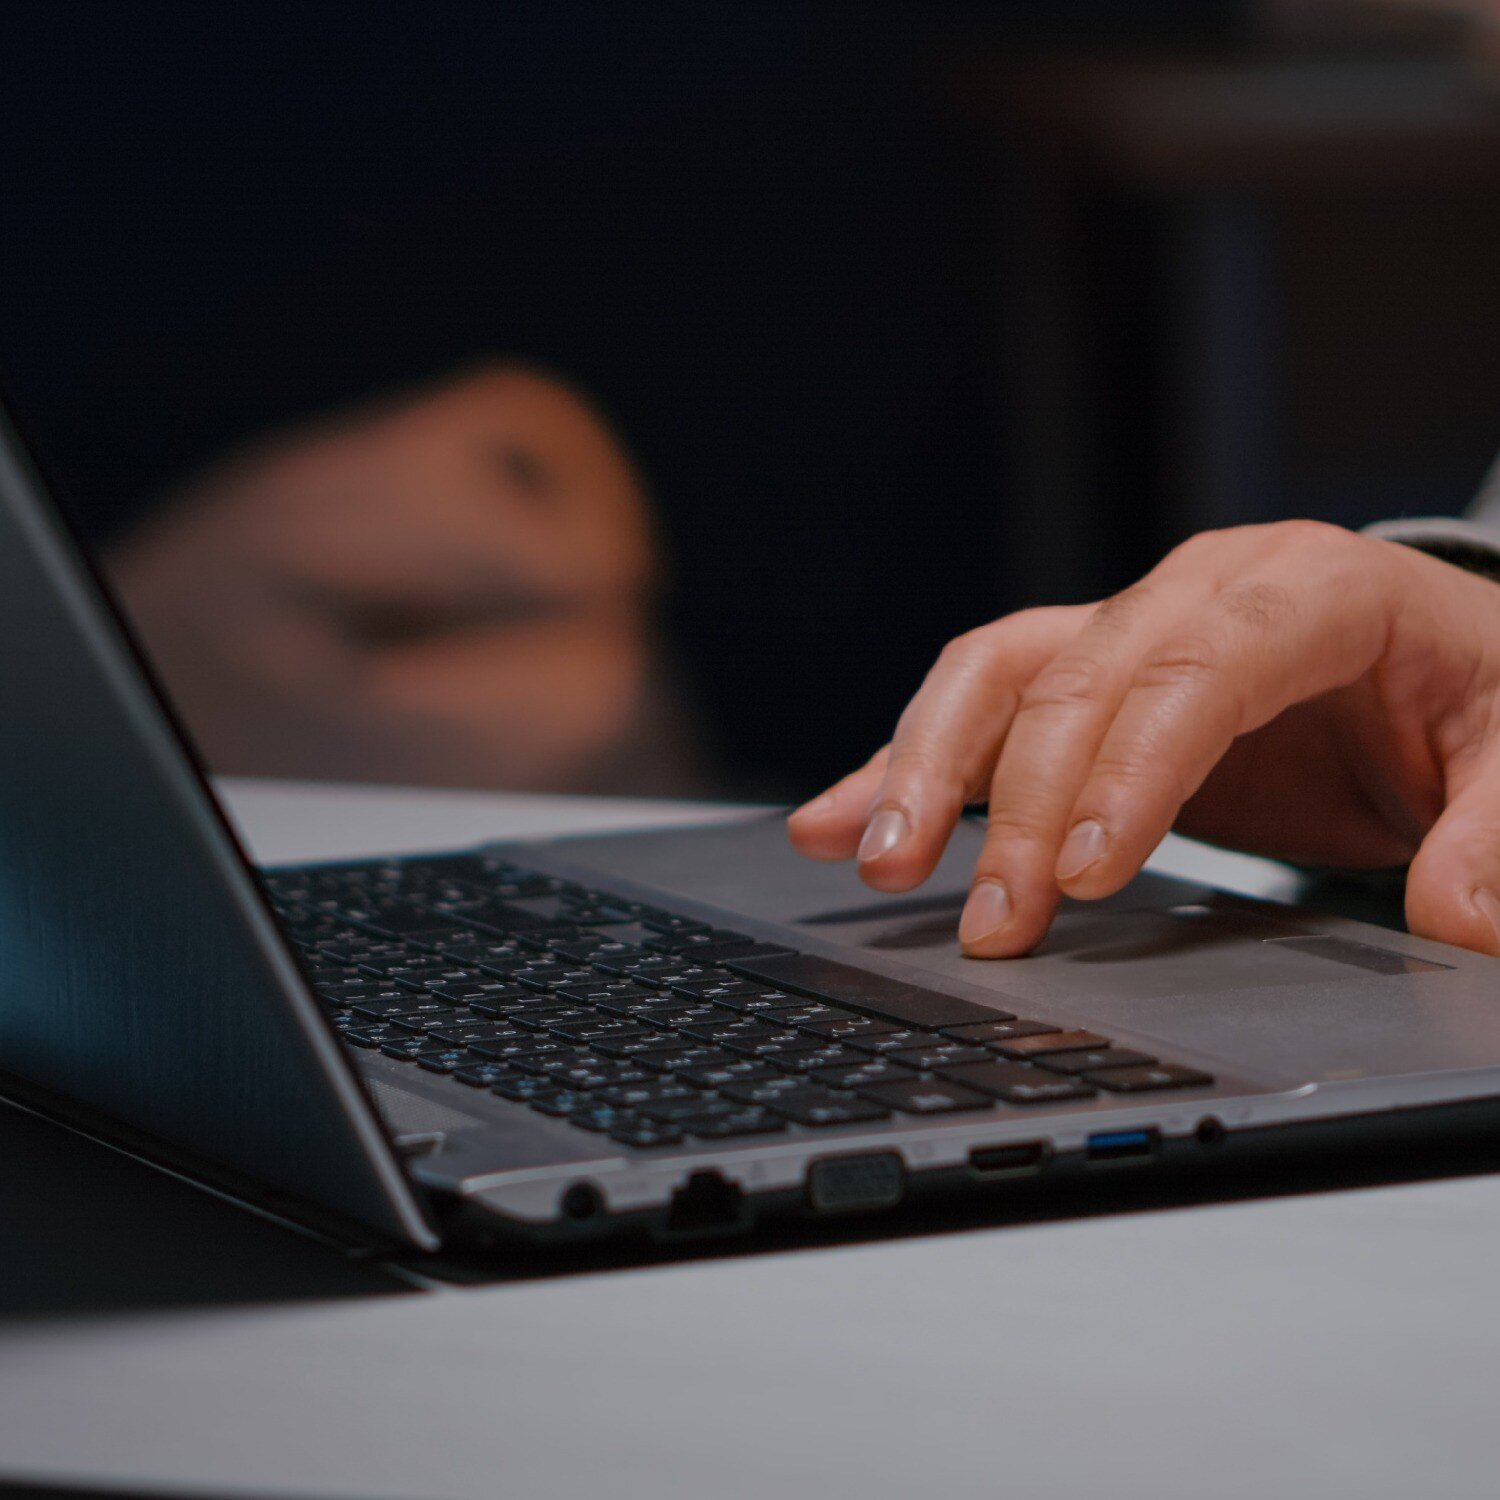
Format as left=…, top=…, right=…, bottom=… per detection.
left=959, top=879, right=1011, bottom=947
left=1057, top=819, right=1108, bottom=881
left=858, top=807, right=909, bottom=863
left=1474, top=888, right=1500, bottom=945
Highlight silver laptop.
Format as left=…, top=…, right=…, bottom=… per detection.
left=5, top=404, right=1500, bottom=1255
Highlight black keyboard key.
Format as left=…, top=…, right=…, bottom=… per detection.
left=635, top=964, right=728, bottom=990
left=602, top=954, right=686, bottom=981
left=425, top=1022, right=530, bottom=1046
left=514, top=964, right=598, bottom=993
left=886, top=1043, right=993, bottom=1071
left=641, top=928, right=731, bottom=953
left=546, top=1060, right=657, bottom=1091
left=468, top=1036, right=574, bottom=1063
left=1034, top=1047, right=1157, bottom=1075
left=544, top=1020, right=655, bottom=1044
left=300, top=966, right=350, bottom=987
left=639, top=1096, right=743, bottom=1125
left=555, top=981, right=653, bottom=1005
left=941, top=1019, right=1052, bottom=1045
left=590, top=1034, right=692, bottom=1061
left=529, top=1090, right=597, bottom=1118
left=682, top=1109, right=788, bottom=1139
left=568, top=1104, right=643, bottom=1133
left=595, top=1080, right=702, bottom=1109
left=508, top=1046, right=599, bottom=1076
left=845, top=1029, right=937, bottom=1056
left=645, top=1044, right=738, bottom=1080
left=553, top=939, right=646, bottom=964
left=856, top=1078, right=994, bottom=1115
left=813, top=1060, right=920, bottom=1090
left=318, top=978, right=408, bottom=1004
left=443, top=898, right=558, bottom=933
left=504, top=1003, right=595, bottom=1028
left=490, top=1075, right=568, bottom=1103
left=673, top=1017, right=759, bottom=1042
left=453, top=1062, right=519, bottom=1087
left=720, top=1076, right=806, bottom=1106
left=794, top=1015, right=903, bottom=1041
left=940, top=1060, right=1097, bottom=1104
left=426, top=980, right=529, bottom=1004
left=675, top=940, right=797, bottom=964
left=994, top=1029, right=1112, bottom=1059
left=766, top=1044, right=874, bottom=1074
left=718, top=1030, right=823, bottom=1060
left=607, top=1123, right=685, bottom=1148
left=342, top=1025, right=408, bottom=1047
left=701, top=988, right=806, bottom=1016
left=775, top=1003, right=854, bottom=1028
left=379, top=1037, right=457, bottom=1062
left=467, top=991, right=552, bottom=1018
left=679, top=1059, right=784, bottom=1089
left=728, top=953, right=1005, bottom=1029
left=593, top=994, right=692, bottom=1021
left=348, top=997, right=460, bottom=1021
left=763, top=1089, right=893, bottom=1127
left=317, top=940, right=409, bottom=966
left=357, top=956, right=464, bottom=980
left=415, top=1049, right=472, bottom=1074
left=665, top=977, right=768, bottom=1001
left=633, top=1045, right=739, bottom=1073
left=1086, top=1064, right=1215, bottom=1092
left=641, top=914, right=711, bottom=935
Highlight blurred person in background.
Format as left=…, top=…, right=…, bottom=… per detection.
left=106, top=364, right=701, bottom=794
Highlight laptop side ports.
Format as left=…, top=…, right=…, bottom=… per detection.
left=968, top=1141, right=1050, bottom=1177
left=1085, top=1127, right=1160, bottom=1164
left=806, top=1152, right=905, bottom=1214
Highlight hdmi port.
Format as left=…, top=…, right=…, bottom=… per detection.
left=969, top=1141, right=1050, bottom=1177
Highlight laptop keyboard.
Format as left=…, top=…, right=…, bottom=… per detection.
left=262, top=852, right=1214, bottom=1149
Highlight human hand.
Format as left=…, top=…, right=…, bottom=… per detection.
left=789, top=521, right=1500, bottom=956
left=108, top=365, right=674, bottom=790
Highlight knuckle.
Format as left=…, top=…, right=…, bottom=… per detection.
left=982, top=807, right=1052, bottom=847
left=936, top=625, right=996, bottom=669
left=1216, top=580, right=1292, bottom=630
left=1088, top=583, right=1152, bottom=635
left=936, top=614, right=1031, bottom=670
left=1160, top=528, right=1231, bottom=569
left=1135, top=636, right=1221, bottom=693
left=1018, top=657, right=1107, bottom=714
left=884, top=742, right=941, bottom=780
left=1266, top=517, right=1351, bottom=555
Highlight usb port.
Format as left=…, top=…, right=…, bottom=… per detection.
left=1085, top=1128, right=1159, bottom=1163
left=969, top=1141, right=1049, bottom=1177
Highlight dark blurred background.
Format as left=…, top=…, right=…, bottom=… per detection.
left=2, top=0, right=1498, bottom=799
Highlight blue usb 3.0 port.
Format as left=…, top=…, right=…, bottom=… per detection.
left=1085, top=1128, right=1159, bottom=1162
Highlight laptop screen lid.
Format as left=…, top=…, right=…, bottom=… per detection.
left=0, top=404, right=438, bottom=1250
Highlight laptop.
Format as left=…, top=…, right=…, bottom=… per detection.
left=5, top=405, right=1500, bottom=1256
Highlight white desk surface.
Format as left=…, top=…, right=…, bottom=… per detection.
left=1, top=779, right=1495, bottom=1500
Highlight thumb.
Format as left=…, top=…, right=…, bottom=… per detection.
left=1406, top=753, right=1500, bottom=955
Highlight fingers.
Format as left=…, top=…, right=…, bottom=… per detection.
left=1056, top=570, right=1397, bottom=898
left=1407, top=748, right=1500, bottom=956
left=788, top=607, right=1090, bottom=890
left=961, top=524, right=1402, bottom=956
left=787, top=748, right=890, bottom=861
left=957, top=558, right=1221, bottom=955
